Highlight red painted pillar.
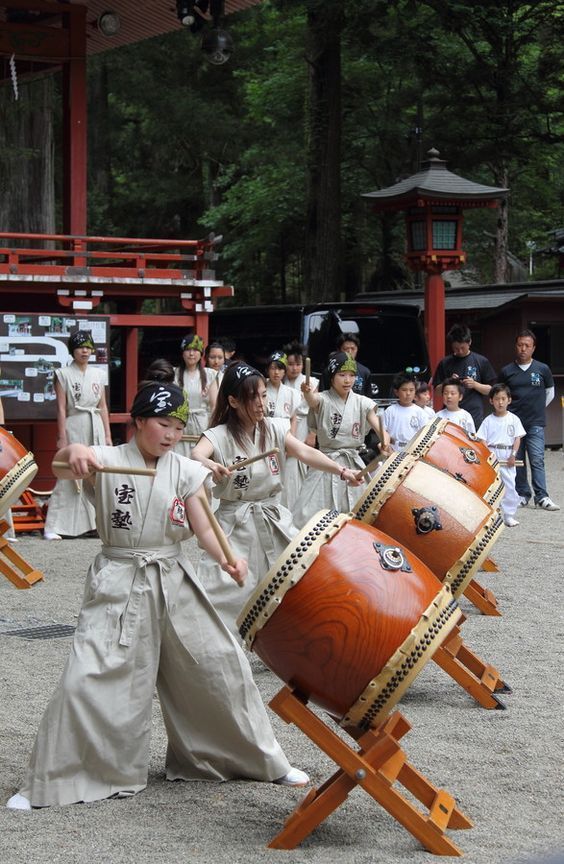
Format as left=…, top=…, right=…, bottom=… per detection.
left=424, top=271, right=446, bottom=405
left=62, top=5, right=87, bottom=235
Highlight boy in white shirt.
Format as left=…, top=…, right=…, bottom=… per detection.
left=384, top=372, right=428, bottom=451
left=477, top=383, right=526, bottom=527
left=414, top=381, right=435, bottom=420
left=436, top=378, right=476, bottom=435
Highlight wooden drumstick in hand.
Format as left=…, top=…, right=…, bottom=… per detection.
left=199, top=493, right=237, bottom=568
left=305, top=357, right=311, bottom=387
left=52, top=462, right=157, bottom=477
left=227, top=448, right=279, bottom=471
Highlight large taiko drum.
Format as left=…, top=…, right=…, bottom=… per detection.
left=352, top=451, right=503, bottom=599
left=237, top=510, right=459, bottom=731
left=404, top=417, right=504, bottom=506
left=0, top=428, right=38, bottom=519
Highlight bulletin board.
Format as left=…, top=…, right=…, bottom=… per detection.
left=0, top=313, right=110, bottom=422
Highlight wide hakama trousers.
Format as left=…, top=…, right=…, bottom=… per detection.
left=19, top=549, right=290, bottom=806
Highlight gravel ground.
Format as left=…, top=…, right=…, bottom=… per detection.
left=1, top=451, right=563, bottom=864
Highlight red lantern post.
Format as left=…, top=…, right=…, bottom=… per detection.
left=362, top=149, right=508, bottom=393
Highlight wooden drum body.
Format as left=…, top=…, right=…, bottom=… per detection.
left=405, top=417, right=504, bottom=507
left=237, top=510, right=459, bottom=731
left=0, top=428, right=38, bottom=519
left=352, top=452, right=503, bottom=599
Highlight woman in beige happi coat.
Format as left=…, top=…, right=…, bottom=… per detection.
left=174, top=333, right=217, bottom=456
left=7, top=381, right=308, bottom=810
left=43, top=330, right=111, bottom=540
left=192, top=363, right=362, bottom=635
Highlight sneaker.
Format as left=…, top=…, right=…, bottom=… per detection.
left=274, top=767, right=310, bottom=787
left=503, top=517, right=519, bottom=527
left=6, top=793, right=31, bottom=810
left=518, top=497, right=529, bottom=507
left=44, top=532, right=62, bottom=541
left=536, top=497, right=560, bottom=511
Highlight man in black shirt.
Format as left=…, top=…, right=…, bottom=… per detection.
left=498, top=329, right=559, bottom=510
left=432, top=324, right=496, bottom=427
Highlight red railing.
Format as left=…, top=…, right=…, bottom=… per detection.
left=0, top=232, right=219, bottom=281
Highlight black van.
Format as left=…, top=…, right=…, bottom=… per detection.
left=209, top=301, right=429, bottom=398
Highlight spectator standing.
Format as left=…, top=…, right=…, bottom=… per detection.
left=432, top=324, right=496, bottom=427
left=498, top=329, right=559, bottom=510
left=435, top=378, right=476, bottom=435
left=477, top=383, right=526, bottom=527
left=383, top=372, right=428, bottom=451
left=414, top=381, right=436, bottom=421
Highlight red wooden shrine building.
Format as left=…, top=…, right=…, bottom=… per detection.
left=0, top=0, right=260, bottom=492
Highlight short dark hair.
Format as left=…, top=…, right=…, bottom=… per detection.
left=284, top=341, right=305, bottom=360
left=336, top=332, right=360, bottom=349
left=442, top=376, right=464, bottom=396
left=415, top=381, right=430, bottom=395
left=220, top=337, right=236, bottom=353
left=447, top=324, right=472, bottom=344
left=516, top=328, right=536, bottom=345
left=392, top=371, right=417, bottom=390
left=490, top=382, right=511, bottom=399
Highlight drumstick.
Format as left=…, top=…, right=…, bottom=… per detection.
left=227, top=448, right=279, bottom=471
left=199, top=493, right=237, bottom=568
left=305, top=357, right=311, bottom=386
left=52, top=461, right=157, bottom=477
left=499, top=459, right=524, bottom=467
left=358, top=455, right=384, bottom=479
left=181, top=434, right=200, bottom=443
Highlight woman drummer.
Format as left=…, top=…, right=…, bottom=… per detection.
left=192, top=362, right=361, bottom=635
left=292, top=351, right=390, bottom=529
left=7, top=379, right=308, bottom=810
left=174, top=333, right=217, bottom=455
left=43, top=330, right=111, bottom=540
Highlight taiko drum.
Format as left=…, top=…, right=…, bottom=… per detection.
left=352, top=451, right=503, bottom=599
left=0, top=427, right=38, bottom=519
left=404, top=417, right=503, bottom=506
left=237, top=510, right=459, bottom=731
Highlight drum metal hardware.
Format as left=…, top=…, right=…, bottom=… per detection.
left=373, top=542, right=412, bottom=572
left=412, top=506, right=442, bottom=535
left=460, top=447, right=480, bottom=465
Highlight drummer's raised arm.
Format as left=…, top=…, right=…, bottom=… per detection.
left=300, top=381, right=321, bottom=411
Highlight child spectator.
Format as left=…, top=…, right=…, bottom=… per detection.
left=414, top=381, right=435, bottom=420
left=435, top=378, right=476, bottom=435
left=477, top=383, right=526, bottom=527
left=384, top=372, right=428, bottom=451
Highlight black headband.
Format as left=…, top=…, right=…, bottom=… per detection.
left=130, top=382, right=189, bottom=425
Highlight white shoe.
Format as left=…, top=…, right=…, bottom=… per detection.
left=44, top=532, right=62, bottom=541
left=536, top=497, right=560, bottom=511
left=518, top=497, right=529, bottom=507
left=274, top=767, right=310, bottom=787
left=504, top=517, right=519, bottom=527
left=6, top=793, right=31, bottom=810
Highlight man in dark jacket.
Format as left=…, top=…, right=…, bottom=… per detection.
left=498, top=329, right=559, bottom=510
left=432, top=324, right=496, bottom=427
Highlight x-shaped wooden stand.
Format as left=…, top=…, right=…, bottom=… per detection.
left=269, top=686, right=472, bottom=855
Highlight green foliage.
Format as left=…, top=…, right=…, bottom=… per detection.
left=84, top=0, right=564, bottom=296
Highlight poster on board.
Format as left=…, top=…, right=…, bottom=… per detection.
left=0, top=314, right=110, bottom=422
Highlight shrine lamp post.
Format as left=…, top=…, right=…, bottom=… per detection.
left=362, top=148, right=508, bottom=382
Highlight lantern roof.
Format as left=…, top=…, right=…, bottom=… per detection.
left=362, top=148, right=509, bottom=211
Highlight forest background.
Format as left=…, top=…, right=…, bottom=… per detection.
left=1, top=0, right=563, bottom=305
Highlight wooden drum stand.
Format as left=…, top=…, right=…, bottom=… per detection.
left=268, top=686, right=472, bottom=855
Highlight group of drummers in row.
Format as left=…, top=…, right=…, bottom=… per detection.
left=6, top=327, right=520, bottom=811
left=40, top=329, right=524, bottom=633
